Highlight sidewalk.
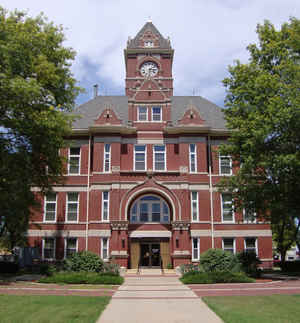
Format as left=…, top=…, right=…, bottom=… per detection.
left=97, top=273, right=222, bottom=323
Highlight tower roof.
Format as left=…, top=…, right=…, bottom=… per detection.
left=127, top=21, right=171, bottom=49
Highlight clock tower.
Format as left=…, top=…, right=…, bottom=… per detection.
left=124, top=21, right=174, bottom=124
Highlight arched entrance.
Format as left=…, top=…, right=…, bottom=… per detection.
left=128, top=193, right=172, bottom=269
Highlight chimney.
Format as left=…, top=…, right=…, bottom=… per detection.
left=93, top=84, right=99, bottom=98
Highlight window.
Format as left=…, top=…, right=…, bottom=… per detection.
left=65, top=238, right=77, bottom=258
left=189, top=144, right=197, bottom=173
left=221, top=194, right=234, bottom=222
left=152, top=106, right=162, bottom=121
left=138, top=106, right=147, bottom=121
left=219, top=156, right=232, bottom=175
left=192, top=238, right=200, bottom=261
left=101, top=238, right=109, bottom=260
left=68, top=147, right=80, bottom=174
left=222, top=238, right=235, bottom=254
left=66, top=192, right=79, bottom=222
left=244, top=238, right=257, bottom=254
left=43, top=238, right=55, bottom=260
left=103, top=144, right=111, bottom=173
left=153, top=145, right=166, bottom=171
left=191, top=192, right=199, bottom=222
left=243, top=207, right=257, bottom=223
left=134, top=145, right=146, bottom=171
left=102, top=191, right=109, bottom=221
left=44, top=193, right=57, bottom=222
left=130, top=195, right=170, bottom=223
left=144, top=41, right=154, bottom=48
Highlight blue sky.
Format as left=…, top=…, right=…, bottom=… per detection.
left=2, top=0, right=300, bottom=107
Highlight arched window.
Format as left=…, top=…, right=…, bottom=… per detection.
left=130, top=195, right=170, bottom=223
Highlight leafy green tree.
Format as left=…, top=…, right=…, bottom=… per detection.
left=218, top=18, right=300, bottom=264
left=0, top=7, right=81, bottom=250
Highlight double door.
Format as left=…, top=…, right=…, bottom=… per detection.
left=140, top=243, right=160, bottom=267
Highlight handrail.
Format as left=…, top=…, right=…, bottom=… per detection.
left=137, top=255, right=141, bottom=275
left=160, top=255, right=164, bottom=275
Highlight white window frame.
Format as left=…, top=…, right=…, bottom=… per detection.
left=222, top=238, right=236, bottom=254
left=243, top=208, right=257, bottom=223
left=101, top=237, right=109, bottom=261
left=134, top=145, right=147, bottom=171
left=42, top=237, right=56, bottom=260
left=219, top=155, right=232, bottom=175
left=103, top=144, right=111, bottom=173
left=191, top=191, right=199, bottom=222
left=189, top=144, right=197, bottom=173
left=152, top=106, right=162, bottom=122
left=68, top=147, right=81, bottom=175
left=43, top=193, right=57, bottom=223
left=221, top=193, right=234, bottom=223
left=153, top=145, right=166, bottom=171
left=64, top=237, right=78, bottom=259
left=102, top=191, right=110, bottom=222
left=192, top=237, right=200, bottom=261
left=66, top=192, right=79, bottom=223
left=130, top=195, right=170, bottom=223
left=138, top=106, right=148, bottom=121
left=244, top=237, right=258, bottom=255
left=144, top=41, right=154, bottom=48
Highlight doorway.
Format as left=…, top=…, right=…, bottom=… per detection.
left=140, top=243, right=160, bottom=267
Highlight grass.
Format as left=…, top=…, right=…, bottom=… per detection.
left=180, top=271, right=255, bottom=284
left=203, top=294, right=300, bottom=323
left=39, top=271, right=124, bottom=285
left=0, top=294, right=110, bottom=323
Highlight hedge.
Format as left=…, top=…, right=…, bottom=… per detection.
left=39, top=271, right=124, bottom=285
left=180, top=271, right=255, bottom=284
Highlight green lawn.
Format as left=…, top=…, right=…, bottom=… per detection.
left=0, top=294, right=110, bottom=323
left=203, top=294, right=300, bottom=323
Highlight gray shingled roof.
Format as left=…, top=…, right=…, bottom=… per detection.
left=71, top=96, right=129, bottom=129
left=71, top=95, right=226, bottom=131
left=171, top=96, right=226, bottom=130
left=127, top=22, right=171, bottom=49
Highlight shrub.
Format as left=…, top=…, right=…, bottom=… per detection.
left=166, top=263, right=173, bottom=269
left=200, top=249, right=241, bottom=273
left=179, top=263, right=205, bottom=275
left=103, top=262, right=120, bottom=275
left=237, top=251, right=262, bottom=277
left=38, top=271, right=124, bottom=285
left=0, top=262, right=19, bottom=274
left=39, top=263, right=57, bottom=276
left=180, top=271, right=254, bottom=284
left=280, top=260, right=300, bottom=272
left=63, top=251, right=104, bottom=273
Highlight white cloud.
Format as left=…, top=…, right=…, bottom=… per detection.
left=1, top=0, right=300, bottom=106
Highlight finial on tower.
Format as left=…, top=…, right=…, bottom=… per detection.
left=147, top=16, right=152, bottom=23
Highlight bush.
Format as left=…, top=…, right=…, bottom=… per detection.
left=103, top=262, right=120, bottom=275
left=280, top=260, right=300, bottom=272
left=38, top=271, right=124, bottom=285
left=180, top=271, right=254, bottom=284
left=166, top=263, right=173, bottom=269
left=39, top=263, right=57, bottom=276
left=179, top=263, right=205, bottom=275
left=0, top=262, right=19, bottom=274
left=237, top=251, right=262, bottom=277
left=63, top=251, right=104, bottom=273
left=200, top=249, right=241, bottom=273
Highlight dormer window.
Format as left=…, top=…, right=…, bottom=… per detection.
left=144, top=41, right=154, bottom=47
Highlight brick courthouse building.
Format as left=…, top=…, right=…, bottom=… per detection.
left=29, top=22, right=273, bottom=269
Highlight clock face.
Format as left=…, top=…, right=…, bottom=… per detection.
left=140, top=61, right=158, bottom=77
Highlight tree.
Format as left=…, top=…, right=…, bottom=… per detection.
left=0, top=7, right=81, bottom=250
left=218, top=18, right=300, bottom=264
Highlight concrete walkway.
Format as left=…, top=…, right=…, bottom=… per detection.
left=97, top=273, right=222, bottom=323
